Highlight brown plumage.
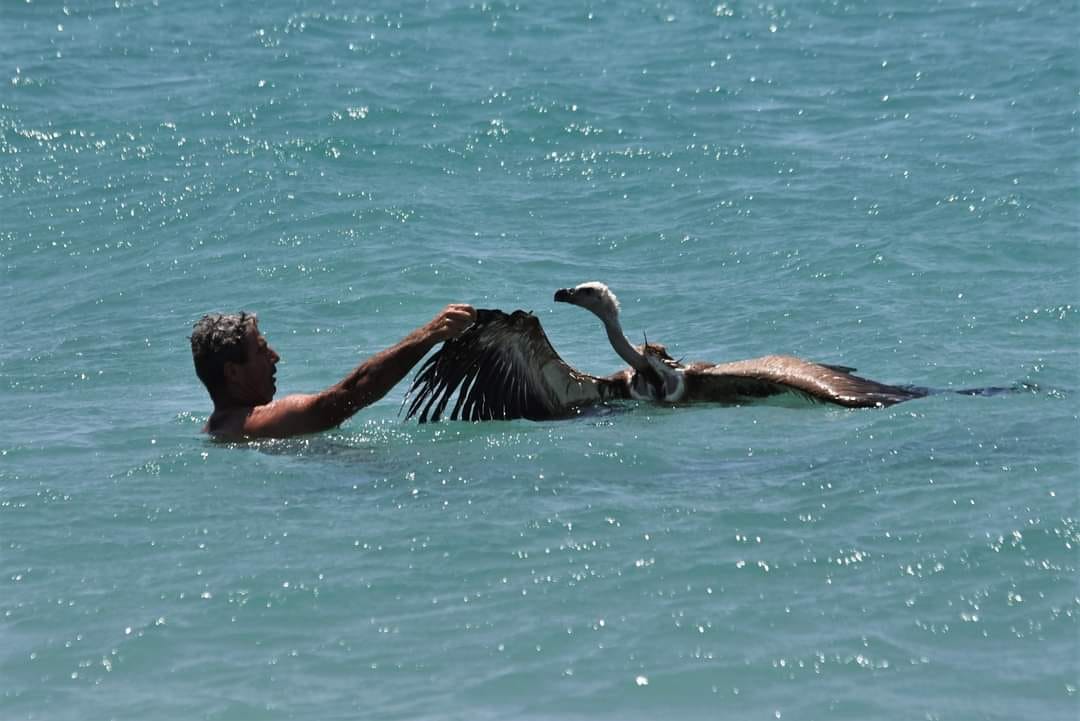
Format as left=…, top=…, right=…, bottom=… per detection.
left=641, top=343, right=924, bottom=409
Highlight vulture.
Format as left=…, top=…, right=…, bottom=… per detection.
left=403, top=282, right=935, bottom=422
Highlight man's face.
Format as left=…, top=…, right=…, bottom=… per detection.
left=224, top=325, right=280, bottom=406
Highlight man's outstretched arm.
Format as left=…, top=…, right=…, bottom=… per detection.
left=240, top=304, right=475, bottom=438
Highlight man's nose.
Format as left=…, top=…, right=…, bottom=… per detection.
left=270, top=348, right=280, bottom=363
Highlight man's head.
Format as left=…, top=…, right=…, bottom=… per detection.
left=191, top=312, right=278, bottom=405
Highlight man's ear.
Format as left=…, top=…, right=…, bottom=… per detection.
left=223, top=360, right=242, bottom=384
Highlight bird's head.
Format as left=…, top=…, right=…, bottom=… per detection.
left=553, top=281, right=620, bottom=323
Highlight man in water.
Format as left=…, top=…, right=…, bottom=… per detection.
left=190, top=304, right=476, bottom=439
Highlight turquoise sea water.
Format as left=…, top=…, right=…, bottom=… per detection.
left=2, top=1, right=1077, bottom=719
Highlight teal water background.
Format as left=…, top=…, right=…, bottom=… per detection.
left=2, top=1, right=1078, bottom=719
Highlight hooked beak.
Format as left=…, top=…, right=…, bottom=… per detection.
left=553, top=288, right=574, bottom=303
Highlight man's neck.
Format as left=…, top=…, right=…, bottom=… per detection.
left=205, top=400, right=253, bottom=435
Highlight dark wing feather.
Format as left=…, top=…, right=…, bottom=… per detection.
left=404, top=309, right=617, bottom=422
left=685, top=355, right=925, bottom=408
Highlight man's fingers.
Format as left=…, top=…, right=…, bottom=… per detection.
left=431, top=303, right=476, bottom=341
left=445, top=304, right=476, bottom=325
left=446, top=303, right=476, bottom=319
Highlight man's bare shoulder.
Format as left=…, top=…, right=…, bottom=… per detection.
left=205, top=394, right=321, bottom=440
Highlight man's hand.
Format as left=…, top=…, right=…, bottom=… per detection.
left=424, top=303, right=476, bottom=343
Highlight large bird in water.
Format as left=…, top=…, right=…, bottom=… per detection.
left=404, top=282, right=943, bottom=422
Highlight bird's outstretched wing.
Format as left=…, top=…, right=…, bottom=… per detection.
left=403, top=309, right=616, bottom=422
left=684, top=355, right=925, bottom=408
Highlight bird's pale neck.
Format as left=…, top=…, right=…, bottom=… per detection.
left=599, top=311, right=649, bottom=372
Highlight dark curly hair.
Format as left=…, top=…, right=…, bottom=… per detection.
left=191, top=312, right=258, bottom=396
